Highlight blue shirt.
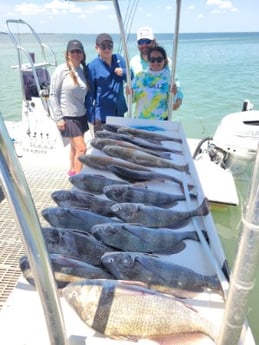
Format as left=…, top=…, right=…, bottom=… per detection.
left=86, top=54, right=128, bottom=123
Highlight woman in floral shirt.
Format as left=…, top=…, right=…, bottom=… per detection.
left=130, top=46, right=183, bottom=120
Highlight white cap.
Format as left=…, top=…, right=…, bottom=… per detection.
left=137, top=27, right=155, bottom=41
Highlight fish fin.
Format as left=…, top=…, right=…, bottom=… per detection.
left=159, top=200, right=178, bottom=208
left=154, top=241, right=186, bottom=255
left=167, top=218, right=190, bottom=229
left=201, top=229, right=210, bottom=244
left=135, top=255, right=170, bottom=283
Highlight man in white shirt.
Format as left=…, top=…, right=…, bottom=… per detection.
left=130, top=27, right=157, bottom=76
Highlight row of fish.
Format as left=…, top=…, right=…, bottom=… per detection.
left=20, top=124, right=219, bottom=343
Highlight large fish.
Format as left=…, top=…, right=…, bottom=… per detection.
left=101, top=252, right=223, bottom=298
left=51, top=189, right=116, bottom=216
left=117, top=125, right=183, bottom=143
left=69, top=173, right=128, bottom=194
left=41, top=207, right=121, bottom=233
left=41, top=227, right=116, bottom=266
left=107, top=165, right=194, bottom=192
left=95, top=130, right=134, bottom=141
left=91, top=222, right=204, bottom=254
left=78, top=154, right=149, bottom=171
left=62, top=279, right=217, bottom=340
left=96, top=129, right=179, bottom=153
left=102, top=145, right=189, bottom=173
left=91, top=137, right=181, bottom=158
left=110, top=198, right=209, bottom=228
left=103, top=184, right=196, bottom=207
left=20, top=254, right=113, bottom=288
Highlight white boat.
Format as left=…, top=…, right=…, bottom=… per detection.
left=0, top=1, right=258, bottom=345
left=4, top=19, right=70, bottom=162
left=3, top=18, right=238, bottom=207
left=191, top=100, right=259, bottom=176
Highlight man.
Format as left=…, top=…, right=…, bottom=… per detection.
left=130, top=27, right=183, bottom=111
left=130, top=27, right=157, bottom=76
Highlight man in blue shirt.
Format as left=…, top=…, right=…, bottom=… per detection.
left=86, top=33, right=128, bottom=131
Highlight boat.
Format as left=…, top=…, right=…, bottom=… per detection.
left=4, top=19, right=71, bottom=162
left=3, top=18, right=238, bottom=207
left=190, top=99, right=259, bottom=176
left=0, top=1, right=257, bottom=344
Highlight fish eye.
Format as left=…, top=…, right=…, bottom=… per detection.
left=108, top=257, right=114, bottom=263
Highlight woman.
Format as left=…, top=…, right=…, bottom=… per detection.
left=86, top=33, right=128, bottom=132
left=49, top=39, right=89, bottom=176
left=130, top=46, right=183, bottom=120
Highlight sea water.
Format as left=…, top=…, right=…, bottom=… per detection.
left=1, top=30, right=259, bottom=343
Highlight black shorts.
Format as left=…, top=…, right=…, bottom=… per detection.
left=61, top=116, right=89, bottom=138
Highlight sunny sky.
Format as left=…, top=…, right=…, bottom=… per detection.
left=1, top=0, right=259, bottom=34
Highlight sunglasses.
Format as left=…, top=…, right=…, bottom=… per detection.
left=99, top=43, right=113, bottom=50
left=149, top=56, right=164, bottom=63
left=138, top=39, right=152, bottom=45
left=70, top=49, right=82, bottom=54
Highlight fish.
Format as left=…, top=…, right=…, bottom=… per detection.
left=91, top=137, right=181, bottom=158
left=107, top=165, right=194, bottom=192
left=41, top=207, right=121, bottom=233
left=95, top=130, right=134, bottom=141
left=110, top=198, right=209, bottom=228
left=19, top=254, right=113, bottom=288
left=102, top=145, right=189, bottom=173
left=41, top=227, right=116, bottom=266
left=91, top=222, right=205, bottom=254
left=51, top=189, right=116, bottom=216
left=103, top=184, right=196, bottom=207
left=96, top=129, right=179, bottom=153
left=62, top=279, right=217, bottom=340
left=101, top=252, right=223, bottom=298
left=117, top=125, right=183, bottom=143
left=69, top=173, right=128, bottom=194
left=78, top=154, right=149, bottom=171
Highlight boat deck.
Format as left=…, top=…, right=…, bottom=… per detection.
left=0, top=156, right=71, bottom=310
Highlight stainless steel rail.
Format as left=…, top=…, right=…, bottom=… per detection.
left=0, top=113, right=68, bottom=345
left=217, top=146, right=259, bottom=345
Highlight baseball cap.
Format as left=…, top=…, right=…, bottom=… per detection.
left=96, top=33, right=113, bottom=45
left=137, top=27, right=155, bottom=41
left=66, top=40, right=84, bottom=52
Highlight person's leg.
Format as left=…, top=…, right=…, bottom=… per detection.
left=68, top=143, right=76, bottom=174
left=70, top=135, right=87, bottom=174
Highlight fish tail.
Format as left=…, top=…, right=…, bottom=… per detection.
left=196, top=198, right=210, bottom=217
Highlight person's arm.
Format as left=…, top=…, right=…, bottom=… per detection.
left=48, top=65, right=66, bottom=130
left=171, top=76, right=183, bottom=110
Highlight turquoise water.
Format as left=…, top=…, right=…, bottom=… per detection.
left=1, top=31, right=259, bottom=343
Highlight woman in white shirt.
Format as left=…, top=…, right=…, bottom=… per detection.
left=49, top=40, right=88, bottom=176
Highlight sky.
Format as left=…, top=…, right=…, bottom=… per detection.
left=1, top=0, right=259, bottom=34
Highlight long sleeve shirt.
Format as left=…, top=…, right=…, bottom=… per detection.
left=86, top=54, right=128, bottom=123
left=49, top=63, right=88, bottom=121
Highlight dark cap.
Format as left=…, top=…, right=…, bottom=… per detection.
left=66, top=40, right=84, bottom=52
left=96, top=33, right=113, bottom=46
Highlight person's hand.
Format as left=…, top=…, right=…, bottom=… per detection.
left=114, top=67, right=123, bottom=76
left=126, top=85, right=133, bottom=95
left=94, top=119, right=103, bottom=132
left=171, top=84, right=177, bottom=95
left=173, top=98, right=182, bottom=111
left=57, top=118, right=65, bottom=131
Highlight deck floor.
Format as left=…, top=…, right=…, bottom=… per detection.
left=0, top=156, right=71, bottom=309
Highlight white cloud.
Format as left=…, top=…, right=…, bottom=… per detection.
left=13, top=0, right=111, bottom=17
left=206, top=0, right=238, bottom=12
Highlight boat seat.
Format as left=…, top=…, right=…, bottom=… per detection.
left=22, top=67, right=50, bottom=100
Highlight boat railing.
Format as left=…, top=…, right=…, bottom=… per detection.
left=0, top=112, right=68, bottom=345
left=5, top=19, right=57, bottom=104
